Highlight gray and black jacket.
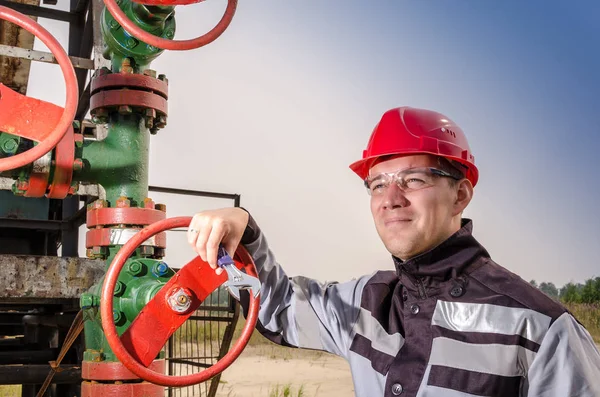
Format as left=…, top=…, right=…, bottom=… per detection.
left=240, top=217, right=600, bottom=396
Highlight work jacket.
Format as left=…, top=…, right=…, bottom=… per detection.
left=240, top=217, right=600, bottom=396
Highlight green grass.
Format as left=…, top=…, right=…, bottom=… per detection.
left=268, top=384, right=305, bottom=397
left=0, top=385, right=20, bottom=397
left=565, top=303, right=600, bottom=343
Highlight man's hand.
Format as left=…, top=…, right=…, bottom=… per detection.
left=187, top=208, right=250, bottom=275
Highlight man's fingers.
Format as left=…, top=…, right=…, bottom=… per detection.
left=194, top=222, right=212, bottom=263
left=206, top=219, right=228, bottom=269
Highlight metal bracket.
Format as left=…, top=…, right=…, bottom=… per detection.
left=0, top=44, right=94, bottom=70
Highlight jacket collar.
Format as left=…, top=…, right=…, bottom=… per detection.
left=392, top=219, right=489, bottom=283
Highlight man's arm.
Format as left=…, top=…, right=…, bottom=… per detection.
left=239, top=214, right=371, bottom=358
left=525, top=312, right=600, bottom=396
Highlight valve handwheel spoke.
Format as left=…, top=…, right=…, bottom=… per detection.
left=0, top=6, right=78, bottom=171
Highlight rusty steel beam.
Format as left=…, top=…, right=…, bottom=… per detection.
left=0, top=44, right=95, bottom=69
left=0, top=255, right=104, bottom=299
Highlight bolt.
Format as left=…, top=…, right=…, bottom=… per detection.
left=127, top=260, right=144, bottom=276
left=118, top=105, right=133, bottom=115
left=139, top=246, right=155, bottom=257
left=68, top=181, right=79, bottom=195
left=2, top=138, right=18, bottom=154
left=113, top=310, right=125, bottom=325
left=116, top=196, right=130, bottom=208
left=155, top=114, right=167, bottom=129
left=177, top=294, right=188, bottom=305
left=16, top=180, right=28, bottom=191
left=114, top=281, right=125, bottom=297
left=80, top=293, right=93, bottom=309
left=125, top=37, right=138, bottom=49
left=154, top=248, right=165, bottom=258
left=12, top=179, right=29, bottom=196
left=74, top=134, right=84, bottom=148
left=88, top=246, right=108, bottom=259
left=73, top=159, right=84, bottom=171
left=167, top=288, right=192, bottom=313
left=121, top=58, right=133, bottom=74
left=144, top=109, right=156, bottom=128
left=94, top=67, right=110, bottom=78
left=91, top=108, right=108, bottom=124
left=92, top=199, right=108, bottom=209
left=155, top=203, right=167, bottom=212
left=143, top=69, right=157, bottom=78
left=147, top=44, right=157, bottom=52
left=153, top=261, right=169, bottom=277
left=143, top=198, right=155, bottom=209
left=165, top=29, right=175, bottom=39
left=109, top=18, right=120, bottom=30
left=80, top=293, right=99, bottom=309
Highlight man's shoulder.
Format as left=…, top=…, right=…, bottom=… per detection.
left=467, top=258, right=566, bottom=321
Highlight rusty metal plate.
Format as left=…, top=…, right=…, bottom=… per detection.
left=0, top=255, right=104, bottom=299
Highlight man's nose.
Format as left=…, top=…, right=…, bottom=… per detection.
left=382, top=183, right=409, bottom=209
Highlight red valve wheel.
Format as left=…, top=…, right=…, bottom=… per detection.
left=103, top=0, right=237, bottom=51
left=100, top=216, right=260, bottom=387
left=0, top=6, right=78, bottom=172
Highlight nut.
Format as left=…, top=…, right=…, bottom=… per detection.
left=143, top=198, right=155, bottom=209
left=73, top=159, right=84, bottom=171
left=116, top=196, right=130, bottom=208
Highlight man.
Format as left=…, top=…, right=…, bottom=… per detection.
left=188, top=107, right=600, bottom=396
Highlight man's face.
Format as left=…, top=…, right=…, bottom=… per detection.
left=368, top=154, right=463, bottom=260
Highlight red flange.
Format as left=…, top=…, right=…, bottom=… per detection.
left=103, top=0, right=238, bottom=51
left=91, top=72, right=169, bottom=99
left=100, top=216, right=260, bottom=386
left=90, top=90, right=168, bottom=116
left=46, top=125, right=75, bottom=199
left=82, top=359, right=165, bottom=380
left=86, top=207, right=166, bottom=228
left=86, top=228, right=167, bottom=248
left=0, top=6, right=78, bottom=172
left=81, top=381, right=164, bottom=397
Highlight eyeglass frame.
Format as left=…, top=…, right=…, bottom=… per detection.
left=364, top=167, right=462, bottom=196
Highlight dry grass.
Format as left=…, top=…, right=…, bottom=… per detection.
left=565, top=303, right=600, bottom=343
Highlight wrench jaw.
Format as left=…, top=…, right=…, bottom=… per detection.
left=224, top=276, right=261, bottom=301
left=225, top=283, right=241, bottom=301
left=218, top=246, right=261, bottom=301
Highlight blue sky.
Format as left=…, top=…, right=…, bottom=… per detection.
left=31, top=1, right=599, bottom=286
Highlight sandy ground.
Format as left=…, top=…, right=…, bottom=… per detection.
left=214, top=345, right=354, bottom=397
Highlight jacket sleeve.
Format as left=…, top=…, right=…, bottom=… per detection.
left=525, top=312, right=600, bottom=396
left=238, top=214, right=371, bottom=358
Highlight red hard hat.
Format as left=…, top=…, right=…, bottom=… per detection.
left=349, top=106, right=479, bottom=186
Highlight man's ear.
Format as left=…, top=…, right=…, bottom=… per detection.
left=453, top=179, right=473, bottom=216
